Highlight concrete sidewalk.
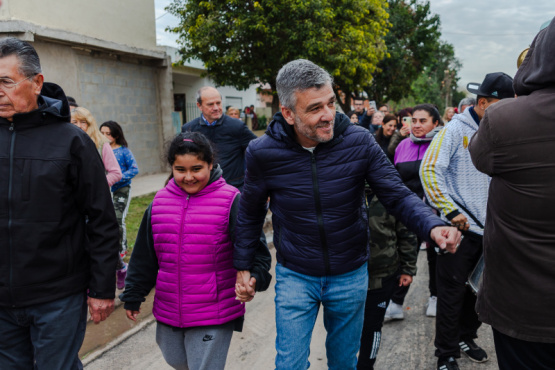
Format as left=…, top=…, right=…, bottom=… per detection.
left=130, top=172, right=169, bottom=198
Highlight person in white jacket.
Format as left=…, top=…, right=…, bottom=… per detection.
left=420, top=72, right=514, bottom=370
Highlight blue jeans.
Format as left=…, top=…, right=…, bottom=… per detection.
left=275, top=262, right=368, bottom=370
left=0, top=291, right=88, bottom=370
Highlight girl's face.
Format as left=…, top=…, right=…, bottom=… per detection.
left=412, top=110, right=438, bottom=138
left=172, top=154, right=213, bottom=194
left=447, top=108, right=454, bottom=120
left=382, top=120, right=396, bottom=137
left=350, top=113, right=358, bottom=124
left=71, top=116, right=89, bottom=131
left=100, top=126, right=115, bottom=144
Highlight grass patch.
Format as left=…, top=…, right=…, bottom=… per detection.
left=124, top=192, right=156, bottom=261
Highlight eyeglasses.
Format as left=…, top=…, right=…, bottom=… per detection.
left=0, top=75, right=34, bottom=90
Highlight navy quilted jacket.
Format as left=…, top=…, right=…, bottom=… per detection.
left=234, top=112, right=444, bottom=276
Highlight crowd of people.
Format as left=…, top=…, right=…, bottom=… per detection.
left=2, top=16, right=555, bottom=370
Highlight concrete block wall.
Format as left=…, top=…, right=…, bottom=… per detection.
left=75, top=55, right=164, bottom=175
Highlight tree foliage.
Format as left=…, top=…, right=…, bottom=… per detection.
left=365, top=0, right=441, bottom=103
left=167, top=0, right=390, bottom=113
left=410, top=41, right=462, bottom=111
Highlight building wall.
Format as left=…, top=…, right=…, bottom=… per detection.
left=172, top=72, right=260, bottom=123
left=34, top=40, right=167, bottom=175
left=1, top=0, right=156, bottom=50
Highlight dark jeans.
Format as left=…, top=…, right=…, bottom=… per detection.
left=435, top=233, right=482, bottom=359
left=493, top=328, right=555, bottom=370
left=358, top=273, right=398, bottom=370
left=0, top=291, right=88, bottom=370
left=391, top=239, right=437, bottom=305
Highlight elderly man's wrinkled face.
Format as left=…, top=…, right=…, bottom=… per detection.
left=0, top=55, right=42, bottom=121
left=282, top=84, right=336, bottom=148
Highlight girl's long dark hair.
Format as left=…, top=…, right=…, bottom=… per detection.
left=100, top=120, right=128, bottom=147
left=165, top=132, right=216, bottom=184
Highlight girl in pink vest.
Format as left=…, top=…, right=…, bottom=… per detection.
left=120, top=132, right=271, bottom=370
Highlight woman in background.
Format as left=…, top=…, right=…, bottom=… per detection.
left=71, top=107, right=122, bottom=187
left=100, top=120, right=139, bottom=289
left=443, top=107, right=455, bottom=124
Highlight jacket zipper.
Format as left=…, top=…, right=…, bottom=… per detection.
left=310, top=152, right=331, bottom=275
left=178, top=194, right=190, bottom=325
left=8, top=122, right=16, bottom=307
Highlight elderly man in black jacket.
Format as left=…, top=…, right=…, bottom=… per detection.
left=181, top=86, right=257, bottom=191
left=0, top=38, right=119, bottom=369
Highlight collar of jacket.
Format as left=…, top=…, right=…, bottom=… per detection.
left=199, top=114, right=225, bottom=126
left=0, top=82, right=70, bottom=130
left=266, top=111, right=349, bottom=151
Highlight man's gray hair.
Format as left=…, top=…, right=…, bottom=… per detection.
left=276, top=59, right=333, bottom=111
left=0, top=37, right=42, bottom=77
left=196, top=86, right=222, bottom=105
left=458, top=97, right=476, bottom=112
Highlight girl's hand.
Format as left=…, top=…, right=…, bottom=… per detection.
left=399, top=274, right=413, bottom=287
left=126, top=309, right=140, bottom=321
left=400, top=126, right=410, bottom=137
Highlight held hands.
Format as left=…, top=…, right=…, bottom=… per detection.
left=88, top=297, right=115, bottom=324
left=125, top=309, right=141, bottom=322
left=450, top=214, right=470, bottom=231
left=399, top=274, right=413, bottom=287
left=235, top=270, right=257, bottom=303
left=430, top=226, right=462, bottom=254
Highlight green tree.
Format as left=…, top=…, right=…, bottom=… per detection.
left=167, top=0, right=390, bottom=113
left=410, top=41, right=462, bottom=112
left=365, top=0, right=441, bottom=104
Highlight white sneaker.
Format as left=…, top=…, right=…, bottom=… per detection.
left=426, top=296, right=437, bottom=317
left=384, top=301, right=404, bottom=320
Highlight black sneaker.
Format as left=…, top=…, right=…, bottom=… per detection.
left=459, top=339, right=488, bottom=362
left=437, top=356, right=460, bottom=370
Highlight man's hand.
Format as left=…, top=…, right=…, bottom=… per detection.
left=88, top=297, right=115, bottom=324
left=125, top=309, right=141, bottom=322
left=450, top=214, right=470, bottom=231
left=430, top=226, right=462, bottom=254
left=235, top=270, right=256, bottom=303
left=399, top=274, right=413, bottom=287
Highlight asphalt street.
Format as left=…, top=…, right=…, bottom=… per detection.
left=85, top=248, right=498, bottom=370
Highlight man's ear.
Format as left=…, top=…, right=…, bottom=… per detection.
left=33, top=74, right=44, bottom=96
left=281, top=105, right=296, bottom=126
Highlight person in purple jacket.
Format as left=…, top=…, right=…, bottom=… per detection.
left=120, top=132, right=271, bottom=370
left=385, top=104, right=442, bottom=321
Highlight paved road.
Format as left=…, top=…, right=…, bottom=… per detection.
left=85, top=248, right=497, bottom=370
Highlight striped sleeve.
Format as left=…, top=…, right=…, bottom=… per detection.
left=419, top=127, right=460, bottom=220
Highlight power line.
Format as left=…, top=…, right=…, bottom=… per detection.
left=156, top=12, right=169, bottom=20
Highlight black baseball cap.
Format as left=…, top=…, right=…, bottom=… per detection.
left=466, top=72, right=514, bottom=99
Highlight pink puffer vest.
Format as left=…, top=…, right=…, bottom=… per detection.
left=150, top=176, right=244, bottom=328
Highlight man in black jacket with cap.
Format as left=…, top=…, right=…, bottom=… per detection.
left=0, top=38, right=119, bottom=369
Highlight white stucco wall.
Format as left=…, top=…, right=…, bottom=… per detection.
left=1, top=0, right=157, bottom=50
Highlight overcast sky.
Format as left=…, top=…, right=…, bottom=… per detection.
left=154, top=0, right=553, bottom=90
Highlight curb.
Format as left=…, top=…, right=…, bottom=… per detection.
left=82, top=314, right=156, bottom=367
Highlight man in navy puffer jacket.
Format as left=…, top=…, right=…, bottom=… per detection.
left=234, top=59, right=460, bottom=370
